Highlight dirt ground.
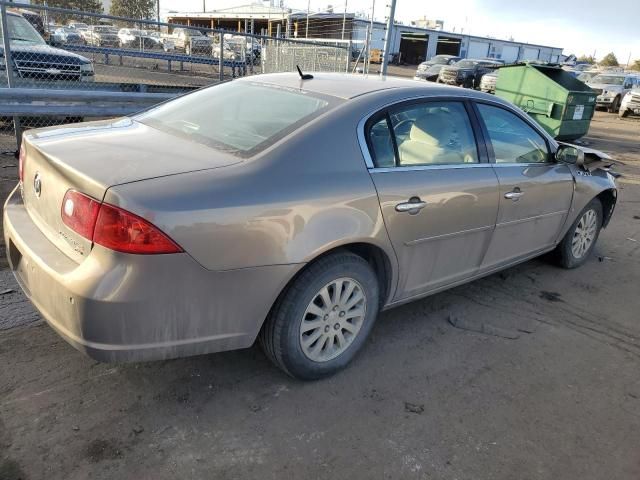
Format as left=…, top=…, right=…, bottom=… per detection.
left=0, top=110, right=639, bottom=480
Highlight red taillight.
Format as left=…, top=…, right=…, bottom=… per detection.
left=93, top=203, right=182, bottom=255
left=61, top=190, right=182, bottom=255
left=61, top=190, right=101, bottom=240
left=18, top=143, right=25, bottom=183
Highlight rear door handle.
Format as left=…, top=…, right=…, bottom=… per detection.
left=504, top=188, right=524, bottom=201
left=395, top=197, right=427, bottom=213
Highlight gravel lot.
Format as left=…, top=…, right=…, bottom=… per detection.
left=1, top=110, right=639, bottom=480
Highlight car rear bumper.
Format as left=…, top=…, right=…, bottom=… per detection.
left=3, top=186, right=299, bottom=363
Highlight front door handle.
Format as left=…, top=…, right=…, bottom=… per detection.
left=504, top=188, right=524, bottom=201
left=395, top=197, right=427, bottom=213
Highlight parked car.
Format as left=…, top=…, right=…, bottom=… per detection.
left=50, top=27, right=85, bottom=47
left=619, top=87, right=640, bottom=118
left=414, top=54, right=461, bottom=82
left=479, top=70, right=498, bottom=93
left=438, top=59, right=502, bottom=88
left=147, top=31, right=174, bottom=51
left=67, top=22, right=89, bottom=32
left=5, top=74, right=618, bottom=379
left=83, top=25, right=119, bottom=48
left=0, top=11, right=94, bottom=83
left=117, top=28, right=157, bottom=49
left=587, top=73, right=640, bottom=113
left=169, top=27, right=213, bottom=55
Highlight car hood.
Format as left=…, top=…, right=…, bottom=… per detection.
left=0, top=43, right=92, bottom=65
left=25, top=117, right=243, bottom=195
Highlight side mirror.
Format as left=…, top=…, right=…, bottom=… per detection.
left=555, top=144, right=584, bottom=167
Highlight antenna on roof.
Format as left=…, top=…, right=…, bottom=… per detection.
left=297, top=65, right=314, bottom=80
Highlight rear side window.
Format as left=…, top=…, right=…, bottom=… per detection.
left=137, top=82, right=337, bottom=156
left=367, top=101, right=479, bottom=167
left=476, top=104, right=549, bottom=163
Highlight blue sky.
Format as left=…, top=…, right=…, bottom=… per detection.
left=161, top=0, right=640, bottom=62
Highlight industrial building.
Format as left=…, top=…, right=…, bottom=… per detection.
left=166, top=4, right=563, bottom=65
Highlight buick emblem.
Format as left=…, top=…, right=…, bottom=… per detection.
left=33, top=172, right=42, bottom=198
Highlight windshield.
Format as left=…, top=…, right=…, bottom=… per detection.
left=427, top=64, right=444, bottom=73
left=0, top=14, right=45, bottom=45
left=136, top=82, right=338, bottom=155
left=590, top=75, right=625, bottom=85
left=431, top=56, right=451, bottom=65
left=184, top=29, right=204, bottom=36
left=94, top=26, right=117, bottom=33
left=455, top=60, right=478, bottom=68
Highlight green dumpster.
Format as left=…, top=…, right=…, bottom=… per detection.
left=494, top=64, right=597, bottom=141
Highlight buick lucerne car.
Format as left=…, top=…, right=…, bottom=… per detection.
left=4, top=73, right=617, bottom=379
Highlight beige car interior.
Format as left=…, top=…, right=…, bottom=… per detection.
left=397, top=109, right=477, bottom=165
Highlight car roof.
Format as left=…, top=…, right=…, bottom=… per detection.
left=238, top=72, right=497, bottom=101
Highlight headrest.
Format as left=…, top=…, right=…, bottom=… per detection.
left=409, top=112, right=454, bottom=146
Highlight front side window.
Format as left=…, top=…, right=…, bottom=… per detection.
left=476, top=104, right=549, bottom=163
left=137, top=82, right=337, bottom=155
left=367, top=101, right=479, bottom=168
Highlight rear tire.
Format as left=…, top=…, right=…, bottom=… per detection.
left=555, top=198, right=603, bottom=269
left=259, top=252, right=380, bottom=380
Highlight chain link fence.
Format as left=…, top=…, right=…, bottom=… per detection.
left=0, top=1, right=351, bottom=153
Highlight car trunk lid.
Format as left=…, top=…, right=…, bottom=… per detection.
left=21, top=118, right=241, bottom=262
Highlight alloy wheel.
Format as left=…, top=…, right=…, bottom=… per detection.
left=571, top=209, right=597, bottom=259
left=299, top=277, right=367, bottom=362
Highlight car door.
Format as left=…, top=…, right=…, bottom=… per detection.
left=473, top=101, right=574, bottom=270
left=364, top=99, right=500, bottom=300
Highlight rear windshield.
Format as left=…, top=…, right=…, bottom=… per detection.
left=136, top=82, right=338, bottom=156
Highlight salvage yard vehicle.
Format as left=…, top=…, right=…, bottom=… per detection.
left=619, top=87, right=640, bottom=118
left=438, top=58, right=502, bottom=88
left=169, top=27, right=213, bottom=55
left=50, top=26, right=85, bottom=47
left=4, top=73, right=618, bottom=380
left=414, top=54, right=461, bottom=82
left=83, top=25, right=119, bottom=48
left=479, top=70, right=498, bottom=93
left=587, top=73, right=640, bottom=113
left=117, top=28, right=157, bottom=49
left=0, top=11, right=94, bottom=83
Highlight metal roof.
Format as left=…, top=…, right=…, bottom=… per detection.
left=237, top=72, right=492, bottom=100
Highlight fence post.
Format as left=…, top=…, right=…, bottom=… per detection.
left=219, top=31, right=224, bottom=82
left=346, top=40, right=352, bottom=72
left=1, top=2, right=22, bottom=149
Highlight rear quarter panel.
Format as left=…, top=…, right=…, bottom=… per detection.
left=104, top=99, right=397, bottom=278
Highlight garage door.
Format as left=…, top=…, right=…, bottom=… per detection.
left=522, top=47, right=539, bottom=61
left=467, top=41, right=489, bottom=59
left=501, top=45, right=519, bottom=63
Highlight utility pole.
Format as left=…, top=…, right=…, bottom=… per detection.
left=380, top=0, right=396, bottom=76
left=306, top=0, right=310, bottom=39
left=156, top=0, right=160, bottom=24
left=203, top=0, right=206, bottom=12
left=366, top=0, right=375, bottom=74
left=341, top=0, right=347, bottom=40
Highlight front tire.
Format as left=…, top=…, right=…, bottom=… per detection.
left=259, top=252, right=380, bottom=380
left=556, top=198, right=603, bottom=269
left=608, top=96, right=620, bottom=113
